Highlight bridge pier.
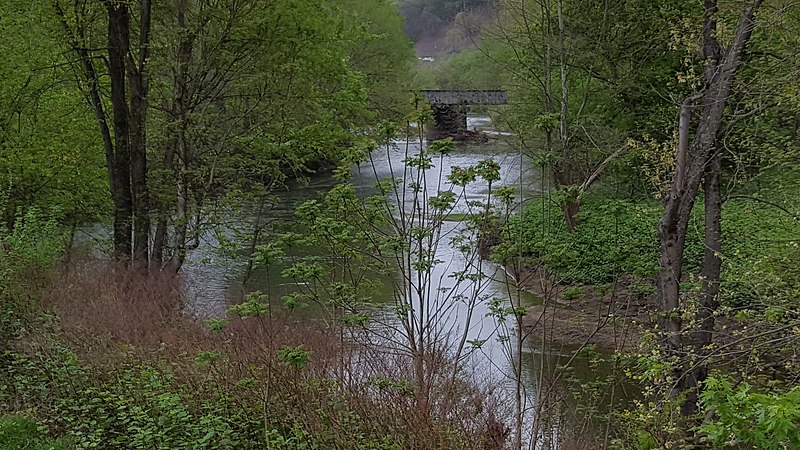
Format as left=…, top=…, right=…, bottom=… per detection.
left=429, top=104, right=468, bottom=140
left=420, top=90, right=507, bottom=142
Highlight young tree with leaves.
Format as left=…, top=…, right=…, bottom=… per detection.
left=657, top=0, right=764, bottom=420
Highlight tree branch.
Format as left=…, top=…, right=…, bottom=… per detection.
left=579, top=144, right=628, bottom=193
left=723, top=195, right=800, bottom=221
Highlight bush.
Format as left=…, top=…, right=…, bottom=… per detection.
left=493, top=184, right=798, bottom=314
left=718, top=186, right=800, bottom=310
left=700, top=377, right=800, bottom=449
left=0, top=207, right=67, bottom=343
left=1, top=346, right=274, bottom=449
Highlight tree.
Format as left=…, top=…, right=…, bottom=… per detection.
left=143, top=0, right=381, bottom=273
left=0, top=0, right=108, bottom=228
left=335, top=0, right=415, bottom=120
left=656, top=0, right=764, bottom=420
left=54, top=0, right=152, bottom=267
left=266, top=122, right=513, bottom=427
left=485, top=0, right=694, bottom=231
left=51, top=0, right=413, bottom=273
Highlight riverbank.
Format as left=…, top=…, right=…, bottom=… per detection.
left=1, top=254, right=508, bottom=449
left=487, top=177, right=800, bottom=355
left=512, top=265, right=653, bottom=352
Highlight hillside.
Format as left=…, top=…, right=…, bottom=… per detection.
left=395, top=0, right=493, bottom=56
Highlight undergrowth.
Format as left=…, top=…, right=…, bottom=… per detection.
left=1, top=271, right=490, bottom=449
left=494, top=176, right=799, bottom=311
left=0, top=415, right=72, bottom=450
left=0, top=211, right=499, bottom=449
left=493, top=193, right=671, bottom=284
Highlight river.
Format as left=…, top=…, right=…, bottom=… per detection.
left=78, top=116, right=625, bottom=446
left=182, top=117, right=542, bottom=366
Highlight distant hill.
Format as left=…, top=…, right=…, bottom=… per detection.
left=394, top=0, right=493, bottom=56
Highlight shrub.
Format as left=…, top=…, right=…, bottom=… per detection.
left=561, top=286, right=584, bottom=302
left=0, top=207, right=67, bottom=343
left=2, top=345, right=271, bottom=449
left=493, top=185, right=798, bottom=316
left=493, top=195, right=664, bottom=285
left=700, top=377, right=800, bottom=449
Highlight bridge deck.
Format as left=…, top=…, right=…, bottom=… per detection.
left=420, top=90, right=507, bottom=105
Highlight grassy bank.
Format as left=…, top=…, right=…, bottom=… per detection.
left=0, top=415, right=71, bottom=450
left=493, top=175, right=800, bottom=311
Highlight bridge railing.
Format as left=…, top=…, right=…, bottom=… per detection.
left=419, top=90, right=508, bottom=105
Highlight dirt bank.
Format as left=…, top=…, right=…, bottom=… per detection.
left=509, top=263, right=657, bottom=352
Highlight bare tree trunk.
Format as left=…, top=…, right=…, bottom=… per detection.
left=563, top=200, right=579, bottom=232
left=542, top=0, right=553, bottom=160
left=168, top=0, right=194, bottom=275
left=106, top=2, right=133, bottom=263
left=682, top=144, right=723, bottom=417
left=658, top=98, right=694, bottom=371
left=153, top=0, right=193, bottom=270
left=556, top=0, right=568, bottom=169
left=61, top=0, right=153, bottom=268
left=167, top=130, right=190, bottom=274
left=129, top=0, right=152, bottom=271
left=151, top=206, right=169, bottom=268
left=554, top=0, right=580, bottom=232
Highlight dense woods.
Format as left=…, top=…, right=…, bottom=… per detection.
left=2, top=0, right=799, bottom=448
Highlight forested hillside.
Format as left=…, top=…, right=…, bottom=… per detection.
left=396, top=0, right=493, bottom=54
left=1, top=0, right=799, bottom=449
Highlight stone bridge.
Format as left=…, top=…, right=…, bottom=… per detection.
left=419, top=90, right=508, bottom=141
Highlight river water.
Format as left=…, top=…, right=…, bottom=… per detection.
left=181, top=117, right=542, bottom=364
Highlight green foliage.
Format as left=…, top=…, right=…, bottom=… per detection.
left=717, top=179, right=800, bottom=310
left=700, top=377, right=800, bottom=449
left=630, top=282, right=656, bottom=300
left=613, top=398, right=677, bottom=450
left=0, top=0, right=414, bottom=268
left=495, top=195, right=663, bottom=284
left=0, top=0, right=109, bottom=225
left=269, top=177, right=399, bottom=322
left=277, top=345, right=312, bottom=370
left=561, top=286, right=583, bottom=302
left=424, top=49, right=504, bottom=91
left=0, top=208, right=66, bottom=342
left=334, top=0, right=415, bottom=119
left=146, top=0, right=383, bottom=193
left=497, top=179, right=798, bottom=314
left=0, top=415, right=72, bottom=450
left=481, top=0, right=703, bottom=193
left=227, top=291, right=270, bottom=318
left=1, top=208, right=67, bottom=274
left=1, top=347, right=270, bottom=449
left=0, top=340, right=429, bottom=450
